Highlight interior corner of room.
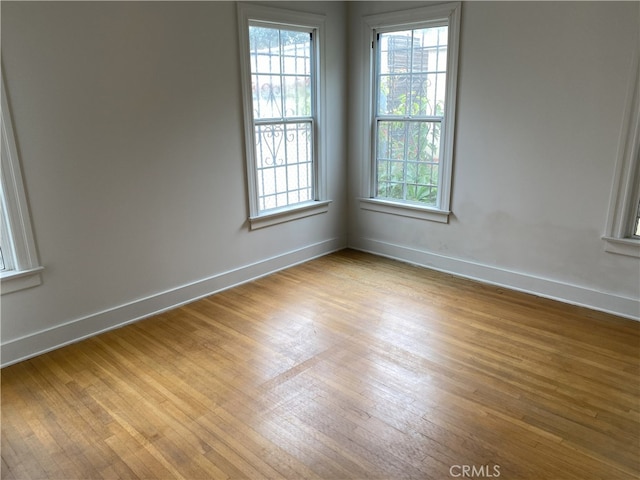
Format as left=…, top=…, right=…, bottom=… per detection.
left=1, top=1, right=638, bottom=370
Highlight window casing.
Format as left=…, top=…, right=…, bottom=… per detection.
left=359, top=3, right=461, bottom=224
left=603, top=52, right=640, bottom=257
left=0, top=193, right=13, bottom=272
left=634, top=197, right=640, bottom=238
left=238, top=4, right=329, bottom=230
left=1, top=74, right=43, bottom=293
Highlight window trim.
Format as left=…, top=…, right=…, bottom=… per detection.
left=603, top=51, right=640, bottom=258
left=237, top=3, right=328, bottom=230
left=359, top=2, right=461, bottom=223
left=1, top=73, right=43, bottom=294
left=633, top=197, right=640, bottom=238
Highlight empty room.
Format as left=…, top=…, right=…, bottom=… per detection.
left=1, top=1, right=639, bottom=479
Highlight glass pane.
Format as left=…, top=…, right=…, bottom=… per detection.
left=378, top=74, right=410, bottom=116
left=253, top=74, right=282, bottom=118
left=282, top=32, right=311, bottom=74
left=249, top=25, right=312, bottom=121
left=376, top=120, right=440, bottom=206
left=375, top=24, right=448, bottom=206
left=254, top=122, right=313, bottom=211
left=283, top=76, right=311, bottom=117
left=409, top=74, right=428, bottom=116
left=379, top=30, right=413, bottom=76
left=249, top=26, right=281, bottom=73
left=436, top=46, right=448, bottom=72
left=261, top=167, right=276, bottom=196
left=407, top=121, right=441, bottom=162
left=377, top=121, right=406, bottom=160
left=378, top=25, right=448, bottom=118
left=261, top=194, right=276, bottom=211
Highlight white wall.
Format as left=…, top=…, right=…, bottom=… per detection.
left=348, top=1, right=640, bottom=318
left=1, top=1, right=348, bottom=365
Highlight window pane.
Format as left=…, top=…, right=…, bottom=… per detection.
left=375, top=23, right=448, bottom=207
left=378, top=74, right=410, bottom=116
left=283, top=76, right=311, bottom=118
left=249, top=26, right=281, bottom=70
left=248, top=23, right=315, bottom=214
left=282, top=31, right=311, bottom=74
left=407, top=121, right=441, bottom=162
left=377, top=159, right=405, bottom=199
left=377, top=26, right=448, bottom=118
left=376, top=120, right=440, bottom=206
left=253, top=74, right=283, bottom=118
left=249, top=26, right=312, bottom=121
left=377, top=121, right=406, bottom=160
left=254, top=122, right=313, bottom=211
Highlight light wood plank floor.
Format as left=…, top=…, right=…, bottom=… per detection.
left=2, top=249, right=639, bottom=479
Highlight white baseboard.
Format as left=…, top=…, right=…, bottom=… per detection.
left=1, top=238, right=345, bottom=368
left=351, top=237, right=640, bottom=322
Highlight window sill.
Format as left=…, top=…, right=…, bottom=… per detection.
left=359, top=197, right=450, bottom=224
left=603, top=236, right=640, bottom=258
left=249, top=200, right=331, bottom=230
left=1, top=266, right=44, bottom=294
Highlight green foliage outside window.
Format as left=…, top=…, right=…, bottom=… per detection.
left=376, top=78, right=443, bottom=206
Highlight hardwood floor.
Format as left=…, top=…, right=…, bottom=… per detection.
left=2, top=249, right=639, bottom=479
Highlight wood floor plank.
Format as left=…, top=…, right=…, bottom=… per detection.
left=2, top=249, right=639, bottom=479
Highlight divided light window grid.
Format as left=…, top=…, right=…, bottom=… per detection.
left=249, top=24, right=315, bottom=213
left=374, top=24, right=449, bottom=207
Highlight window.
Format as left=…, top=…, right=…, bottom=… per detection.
left=359, top=3, right=461, bottom=223
left=1, top=74, right=43, bottom=293
left=238, top=4, right=330, bottom=230
left=603, top=53, right=640, bottom=257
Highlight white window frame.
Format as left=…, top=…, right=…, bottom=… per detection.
left=358, top=2, right=461, bottom=224
left=1, top=74, right=43, bottom=294
left=603, top=51, right=640, bottom=258
left=237, top=3, right=330, bottom=230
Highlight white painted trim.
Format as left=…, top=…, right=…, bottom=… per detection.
left=359, top=197, right=449, bottom=223
left=363, top=2, right=462, bottom=31
left=603, top=47, right=640, bottom=252
left=1, top=72, right=43, bottom=294
left=0, top=266, right=44, bottom=294
left=351, top=237, right=640, bottom=321
left=0, top=237, right=345, bottom=367
left=237, top=3, right=328, bottom=224
left=602, top=235, right=640, bottom=258
left=362, top=2, right=461, bottom=214
left=249, top=200, right=331, bottom=230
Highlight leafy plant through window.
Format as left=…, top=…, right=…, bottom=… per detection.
left=374, top=26, right=448, bottom=207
